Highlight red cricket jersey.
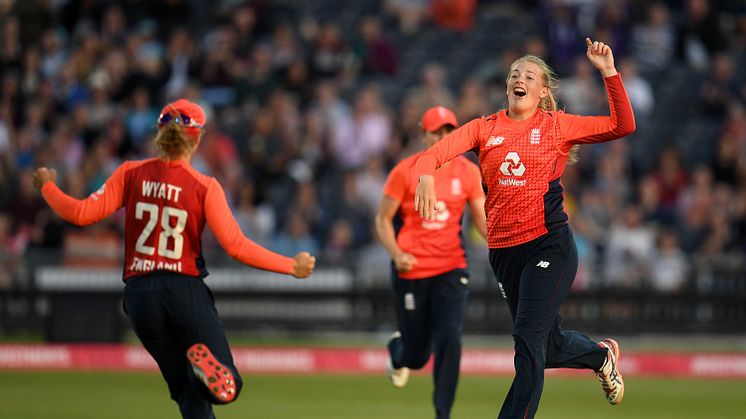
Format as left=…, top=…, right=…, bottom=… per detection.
left=41, top=158, right=294, bottom=279
left=384, top=153, right=484, bottom=279
left=415, top=74, right=635, bottom=248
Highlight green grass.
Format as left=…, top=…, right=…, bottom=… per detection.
left=0, top=371, right=744, bottom=418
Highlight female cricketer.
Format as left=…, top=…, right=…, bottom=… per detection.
left=375, top=106, right=487, bottom=419
left=33, top=99, right=316, bottom=419
left=414, top=38, right=634, bottom=418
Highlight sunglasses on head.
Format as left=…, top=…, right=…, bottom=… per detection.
left=157, top=112, right=203, bottom=128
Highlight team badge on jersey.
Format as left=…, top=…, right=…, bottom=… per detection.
left=451, top=178, right=462, bottom=196
left=530, top=128, right=541, bottom=144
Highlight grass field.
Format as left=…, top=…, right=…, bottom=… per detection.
left=1, top=371, right=744, bottom=419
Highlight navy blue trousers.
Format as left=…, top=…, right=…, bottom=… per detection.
left=388, top=268, right=469, bottom=419
left=489, top=226, right=607, bottom=419
left=124, top=274, right=242, bottom=419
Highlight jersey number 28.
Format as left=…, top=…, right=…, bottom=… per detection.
left=134, top=202, right=187, bottom=259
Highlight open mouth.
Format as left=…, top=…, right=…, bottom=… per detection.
left=513, top=87, right=527, bottom=98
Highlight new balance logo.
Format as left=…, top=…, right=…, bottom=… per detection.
left=536, top=260, right=550, bottom=268
left=499, top=152, right=525, bottom=176
left=486, top=136, right=504, bottom=146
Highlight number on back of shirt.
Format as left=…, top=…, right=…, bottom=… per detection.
left=134, top=202, right=187, bottom=259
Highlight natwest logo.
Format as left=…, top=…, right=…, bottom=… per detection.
left=499, top=152, right=525, bottom=176
left=498, top=152, right=527, bottom=187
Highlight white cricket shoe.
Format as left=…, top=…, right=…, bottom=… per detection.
left=596, top=338, right=624, bottom=405
left=386, top=331, right=409, bottom=388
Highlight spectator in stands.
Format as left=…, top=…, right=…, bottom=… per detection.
left=355, top=155, right=387, bottom=216
left=542, top=3, right=581, bottom=75
left=234, top=181, right=276, bottom=247
left=604, top=205, right=654, bottom=289
left=560, top=55, right=605, bottom=115
left=631, top=2, right=676, bottom=75
left=653, top=148, right=689, bottom=211
left=235, top=42, right=277, bottom=107
left=323, top=218, right=355, bottom=264
left=676, top=0, right=725, bottom=70
left=594, top=1, right=632, bottom=57
left=309, top=22, right=354, bottom=80
left=710, top=135, right=742, bottom=186
left=407, top=62, right=456, bottom=116
left=431, top=0, right=477, bottom=32
left=699, top=53, right=738, bottom=118
left=455, top=78, right=490, bottom=123
left=649, top=229, right=689, bottom=293
left=617, top=58, right=654, bottom=119
left=272, top=212, right=320, bottom=257
left=0, top=213, right=19, bottom=289
left=270, top=23, right=302, bottom=73
left=355, top=15, right=398, bottom=76
left=384, top=0, right=427, bottom=35
left=700, top=207, right=736, bottom=256
left=199, top=26, right=238, bottom=106
left=331, top=84, right=391, bottom=170
left=287, top=182, right=329, bottom=245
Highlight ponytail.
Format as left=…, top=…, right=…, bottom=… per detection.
left=155, top=122, right=197, bottom=158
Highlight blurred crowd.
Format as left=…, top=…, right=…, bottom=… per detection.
left=0, top=0, right=745, bottom=293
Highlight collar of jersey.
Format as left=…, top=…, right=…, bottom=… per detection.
left=499, top=108, right=542, bottom=125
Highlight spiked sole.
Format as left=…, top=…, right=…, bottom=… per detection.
left=187, top=343, right=236, bottom=403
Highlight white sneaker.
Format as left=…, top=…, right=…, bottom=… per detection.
left=386, top=331, right=409, bottom=388
left=596, top=338, right=624, bottom=405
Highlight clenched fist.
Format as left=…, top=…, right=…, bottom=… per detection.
left=32, top=167, right=57, bottom=192
left=291, top=252, right=316, bottom=278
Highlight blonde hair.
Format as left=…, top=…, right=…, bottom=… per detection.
left=155, top=122, right=199, bottom=158
left=507, top=55, right=579, bottom=164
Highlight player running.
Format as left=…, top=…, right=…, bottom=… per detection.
left=33, top=99, right=316, bottom=419
left=413, top=38, right=634, bottom=418
left=375, top=106, right=487, bottom=419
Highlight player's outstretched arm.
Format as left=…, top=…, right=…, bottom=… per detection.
left=34, top=165, right=125, bottom=226
left=205, top=177, right=316, bottom=277
left=558, top=38, right=635, bottom=147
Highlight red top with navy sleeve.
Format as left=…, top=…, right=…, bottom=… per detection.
left=41, top=158, right=294, bottom=279
left=384, top=152, right=484, bottom=279
left=415, top=74, right=635, bottom=248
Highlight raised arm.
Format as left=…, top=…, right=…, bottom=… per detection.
left=204, top=178, right=315, bottom=278
left=414, top=118, right=482, bottom=219
left=559, top=38, right=636, bottom=150
left=35, top=164, right=127, bottom=226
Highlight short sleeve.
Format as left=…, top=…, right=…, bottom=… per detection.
left=465, top=161, right=485, bottom=200
left=382, top=162, right=408, bottom=203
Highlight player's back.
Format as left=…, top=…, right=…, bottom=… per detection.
left=121, top=158, right=210, bottom=279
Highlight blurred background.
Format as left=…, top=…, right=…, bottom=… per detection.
left=0, top=0, right=745, bottom=345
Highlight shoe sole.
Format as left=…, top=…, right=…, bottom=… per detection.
left=386, top=332, right=409, bottom=388
left=187, top=343, right=237, bottom=403
left=386, top=356, right=410, bottom=388
left=600, top=338, right=624, bottom=405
